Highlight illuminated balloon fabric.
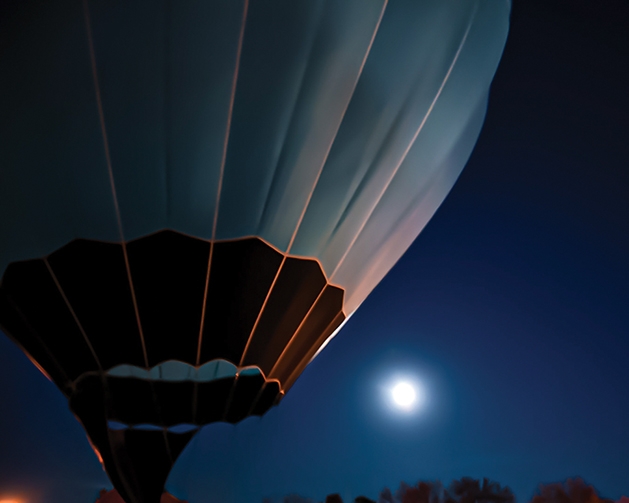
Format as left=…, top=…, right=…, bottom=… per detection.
left=0, top=0, right=510, bottom=502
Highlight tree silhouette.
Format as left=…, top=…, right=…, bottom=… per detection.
left=444, top=478, right=514, bottom=503
left=401, top=482, right=438, bottom=503
left=379, top=479, right=443, bottom=503
left=273, top=477, right=619, bottom=503
left=531, top=478, right=614, bottom=503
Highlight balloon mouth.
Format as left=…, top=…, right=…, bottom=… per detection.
left=70, top=360, right=285, bottom=430
left=99, top=361, right=282, bottom=431
left=71, top=371, right=283, bottom=429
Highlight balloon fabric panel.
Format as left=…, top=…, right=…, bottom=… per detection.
left=47, top=239, right=146, bottom=370
left=0, top=0, right=510, bottom=318
left=125, top=232, right=210, bottom=366
left=199, top=239, right=284, bottom=365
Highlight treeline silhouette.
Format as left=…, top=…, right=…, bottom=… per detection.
left=264, top=477, right=622, bottom=503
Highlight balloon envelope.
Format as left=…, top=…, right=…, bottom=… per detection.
left=0, top=1, right=510, bottom=502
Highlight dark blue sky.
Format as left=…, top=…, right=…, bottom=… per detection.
left=1, top=1, right=628, bottom=502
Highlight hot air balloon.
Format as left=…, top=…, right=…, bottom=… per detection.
left=0, top=0, right=510, bottom=502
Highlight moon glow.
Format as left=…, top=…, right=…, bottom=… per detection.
left=391, top=381, right=417, bottom=410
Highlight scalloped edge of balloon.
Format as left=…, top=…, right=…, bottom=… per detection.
left=73, top=358, right=283, bottom=390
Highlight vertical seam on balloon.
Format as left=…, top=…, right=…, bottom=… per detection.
left=221, top=373, right=239, bottom=422
left=283, top=312, right=345, bottom=391
left=83, top=0, right=150, bottom=368
left=284, top=0, right=388, bottom=256
left=83, top=6, right=170, bottom=496
left=44, top=258, right=102, bottom=371
left=238, top=254, right=286, bottom=367
left=161, top=427, right=176, bottom=472
left=329, top=2, right=478, bottom=283
left=255, top=1, right=327, bottom=234
left=212, top=0, right=249, bottom=244
left=239, top=0, right=387, bottom=370
left=309, top=312, right=348, bottom=362
left=266, top=283, right=328, bottom=379
left=343, top=164, right=446, bottom=313
left=195, top=0, right=250, bottom=367
left=245, top=380, right=267, bottom=417
left=105, top=429, right=137, bottom=503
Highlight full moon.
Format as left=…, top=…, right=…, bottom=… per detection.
left=391, top=381, right=417, bottom=409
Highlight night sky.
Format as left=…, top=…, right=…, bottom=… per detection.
left=1, top=1, right=628, bottom=503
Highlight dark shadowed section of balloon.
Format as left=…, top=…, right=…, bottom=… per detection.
left=0, top=231, right=342, bottom=503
